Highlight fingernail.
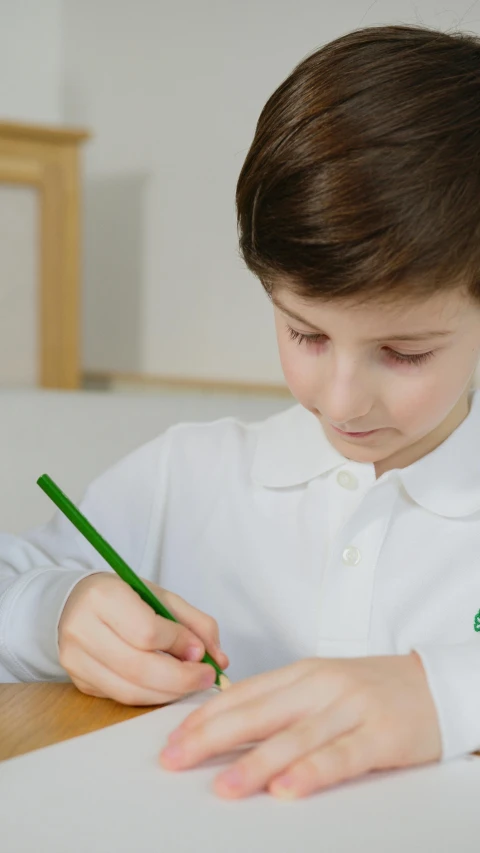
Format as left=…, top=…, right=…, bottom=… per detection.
left=185, top=645, right=203, bottom=661
left=217, top=767, right=244, bottom=790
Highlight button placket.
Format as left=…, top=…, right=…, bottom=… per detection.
left=327, top=467, right=372, bottom=546
left=317, top=479, right=398, bottom=644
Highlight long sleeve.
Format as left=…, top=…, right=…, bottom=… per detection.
left=0, top=434, right=167, bottom=682
left=413, top=641, right=480, bottom=760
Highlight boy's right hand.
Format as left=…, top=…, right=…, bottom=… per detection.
left=58, top=572, right=229, bottom=706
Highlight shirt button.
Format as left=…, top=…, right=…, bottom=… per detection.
left=342, top=546, right=362, bottom=566
left=336, top=470, right=359, bottom=490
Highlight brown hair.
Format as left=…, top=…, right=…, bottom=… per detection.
left=235, top=24, right=480, bottom=308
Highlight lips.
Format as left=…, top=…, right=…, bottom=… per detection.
left=331, top=425, right=379, bottom=436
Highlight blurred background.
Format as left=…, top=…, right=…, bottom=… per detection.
left=0, top=1, right=479, bottom=531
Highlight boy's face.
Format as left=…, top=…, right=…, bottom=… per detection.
left=273, top=285, right=480, bottom=477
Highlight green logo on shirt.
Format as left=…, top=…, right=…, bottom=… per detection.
left=474, top=610, right=480, bottom=632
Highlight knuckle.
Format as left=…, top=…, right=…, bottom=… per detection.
left=242, top=748, right=268, bottom=779
left=134, top=619, right=160, bottom=649
left=119, top=657, right=142, bottom=684
left=88, top=575, right=125, bottom=609
left=84, top=581, right=107, bottom=608
left=300, top=754, right=322, bottom=786
left=121, top=651, right=154, bottom=686
left=322, top=739, right=360, bottom=781
left=59, top=614, right=93, bottom=649
left=336, top=742, right=359, bottom=778
left=190, top=719, right=208, bottom=742
left=173, top=623, right=193, bottom=648
left=291, top=724, right=318, bottom=755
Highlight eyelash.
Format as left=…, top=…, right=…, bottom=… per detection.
left=286, top=327, right=435, bottom=366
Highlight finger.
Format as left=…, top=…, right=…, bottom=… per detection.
left=88, top=580, right=215, bottom=664
left=100, top=584, right=228, bottom=665
left=268, top=729, right=373, bottom=800
left=66, top=648, right=195, bottom=706
left=212, top=697, right=361, bottom=798
left=62, top=619, right=217, bottom=698
left=152, top=584, right=230, bottom=668
left=167, top=660, right=312, bottom=741
left=71, top=678, right=107, bottom=699
left=161, top=675, right=323, bottom=771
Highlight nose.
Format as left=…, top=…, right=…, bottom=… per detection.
left=319, top=364, right=373, bottom=429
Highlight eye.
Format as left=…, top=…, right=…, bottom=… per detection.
left=387, top=349, right=435, bottom=366
left=286, top=327, right=435, bottom=366
left=287, top=328, right=325, bottom=346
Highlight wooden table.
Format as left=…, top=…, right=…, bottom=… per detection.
left=3, top=684, right=479, bottom=765
left=0, top=684, right=159, bottom=761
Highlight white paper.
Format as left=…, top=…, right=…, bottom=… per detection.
left=1, top=688, right=480, bottom=853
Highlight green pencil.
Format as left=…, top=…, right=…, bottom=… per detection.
left=37, top=473, right=230, bottom=690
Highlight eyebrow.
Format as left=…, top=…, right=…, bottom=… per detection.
left=272, top=297, right=455, bottom=343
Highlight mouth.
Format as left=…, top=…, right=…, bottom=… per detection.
left=330, top=425, right=383, bottom=438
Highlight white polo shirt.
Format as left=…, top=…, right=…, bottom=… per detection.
left=1, top=389, right=480, bottom=762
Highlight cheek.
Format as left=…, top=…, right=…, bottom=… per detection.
left=278, top=340, right=318, bottom=403
left=386, top=379, right=456, bottom=433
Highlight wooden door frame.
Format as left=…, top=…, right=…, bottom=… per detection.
left=0, top=121, right=89, bottom=388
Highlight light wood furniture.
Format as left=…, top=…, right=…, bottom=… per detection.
left=0, top=683, right=155, bottom=761
left=1, top=683, right=479, bottom=764
left=0, top=122, right=89, bottom=388
left=84, top=368, right=292, bottom=397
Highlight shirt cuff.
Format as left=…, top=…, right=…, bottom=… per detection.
left=413, top=641, right=480, bottom=761
left=0, top=567, right=94, bottom=681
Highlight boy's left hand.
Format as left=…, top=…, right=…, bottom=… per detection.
left=159, top=653, right=442, bottom=799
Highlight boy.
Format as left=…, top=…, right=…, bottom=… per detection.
left=1, top=23, right=480, bottom=800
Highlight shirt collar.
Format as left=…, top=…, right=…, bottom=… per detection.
left=251, top=388, right=480, bottom=517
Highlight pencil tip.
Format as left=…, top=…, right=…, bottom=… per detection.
left=218, top=674, right=231, bottom=691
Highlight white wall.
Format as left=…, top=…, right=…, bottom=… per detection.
left=62, top=0, right=287, bottom=382
left=60, top=0, right=480, bottom=385
left=0, top=1, right=63, bottom=388
left=0, top=0, right=63, bottom=124
left=1, top=1, right=479, bottom=385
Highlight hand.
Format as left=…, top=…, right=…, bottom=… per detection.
left=160, top=653, right=441, bottom=799
left=58, top=572, right=229, bottom=705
